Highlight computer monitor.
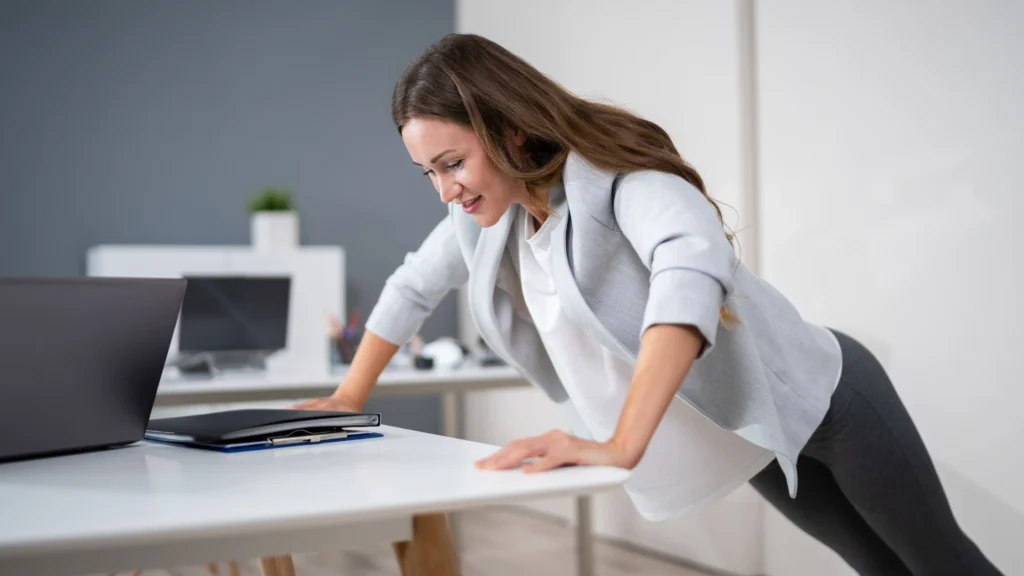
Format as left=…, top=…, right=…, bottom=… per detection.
left=178, top=276, right=291, bottom=354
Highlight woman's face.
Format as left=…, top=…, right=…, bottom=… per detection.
left=401, top=116, right=525, bottom=228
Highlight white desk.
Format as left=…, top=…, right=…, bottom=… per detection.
left=0, top=425, right=629, bottom=576
left=155, top=364, right=600, bottom=576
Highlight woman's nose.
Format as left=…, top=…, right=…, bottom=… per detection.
left=438, top=175, right=461, bottom=204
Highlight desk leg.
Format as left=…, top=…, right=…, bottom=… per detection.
left=576, top=495, right=594, bottom=576
left=393, top=513, right=461, bottom=576
left=393, top=541, right=413, bottom=576
left=442, top=390, right=459, bottom=438
left=205, top=560, right=240, bottom=576
left=258, top=555, right=295, bottom=576
left=441, top=390, right=462, bottom=551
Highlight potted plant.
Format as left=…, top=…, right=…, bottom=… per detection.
left=248, top=187, right=299, bottom=251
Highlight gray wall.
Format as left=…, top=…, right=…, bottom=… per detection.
left=0, top=0, right=456, bottom=433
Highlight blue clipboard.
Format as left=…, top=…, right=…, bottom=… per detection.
left=145, top=430, right=384, bottom=453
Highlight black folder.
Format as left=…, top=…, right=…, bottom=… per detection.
left=144, top=409, right=382, bottom=452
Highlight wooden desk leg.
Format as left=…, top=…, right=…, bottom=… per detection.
left=206, top=560, right=240, bottom=576
left=392, top=513, right=461, bottom=576
left=276, top=556, right=296, bottom=576
left=392, top=541, right=413, bottom=576
left=258, top=555, right=296, bottom=576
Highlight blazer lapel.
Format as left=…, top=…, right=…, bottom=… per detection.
left=468, top=204, right=519, bottom=364
left=548, top=181, right=637, bottom=364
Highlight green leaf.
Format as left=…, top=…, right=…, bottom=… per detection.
left=248, top=187, right=295, bottom=212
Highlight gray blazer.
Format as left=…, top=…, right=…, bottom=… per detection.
left=365, top=151, right=841, bottom=498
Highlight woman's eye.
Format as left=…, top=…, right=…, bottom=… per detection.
left=421, top=159, right=461, bottom=176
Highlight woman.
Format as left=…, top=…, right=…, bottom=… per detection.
left=295, top=33, right=1000, bottom=575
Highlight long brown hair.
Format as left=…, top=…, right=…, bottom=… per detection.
left=392, top=33, right=737, bottom=327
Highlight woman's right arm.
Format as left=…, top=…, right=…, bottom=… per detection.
left=292, top=211, right=469, bottom=412
left=293, top=329, right=398, bottom=411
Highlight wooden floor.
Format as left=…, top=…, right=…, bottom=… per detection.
left=105, top=506, right=711, bottom=576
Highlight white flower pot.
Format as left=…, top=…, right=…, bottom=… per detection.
left=251, top=211, right=299, bottom=251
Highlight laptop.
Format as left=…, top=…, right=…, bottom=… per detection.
left=0, top=276, right=187, bottom=463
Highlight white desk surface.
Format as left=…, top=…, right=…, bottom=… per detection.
left=155, top=364, right=529, bottom=405
left=0, top=426, right=628, bottom=576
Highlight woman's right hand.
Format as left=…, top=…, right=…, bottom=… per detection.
left=289, top=330, right=398, bottom=414
left=289, top=393, right=362, bottom=413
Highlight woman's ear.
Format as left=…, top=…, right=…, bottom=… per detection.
left=502, top=125, right=527, bottom=148
left=503, top=127, right=529, bottom=168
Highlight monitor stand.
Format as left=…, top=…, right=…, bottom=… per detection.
left=174, top=350, right=272, bottom=375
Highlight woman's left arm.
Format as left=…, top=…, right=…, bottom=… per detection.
left=604, top=323, right=704, bottom=467
left=604, top=170, right=737, bottom=467
left=474, top=322, right=703, bottom=472
left=476, top=171, right=733, bottom=472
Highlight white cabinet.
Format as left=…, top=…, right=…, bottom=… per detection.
left=87, top=244, right=344, bottom=373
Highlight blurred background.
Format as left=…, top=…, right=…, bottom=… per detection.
left=1, top=1, right=1021, bottom=575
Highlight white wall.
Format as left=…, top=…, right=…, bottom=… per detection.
left=757, top=1, right=1024, bottom=574
left=456, top=1, right=765, bottom=574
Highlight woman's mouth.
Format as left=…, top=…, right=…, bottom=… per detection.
left=462, top=196, right=482, bottom=214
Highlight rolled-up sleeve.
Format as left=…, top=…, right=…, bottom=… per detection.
left=364, top=210, right=469, bottom=346
left=612, top=170, right=736, bottom=357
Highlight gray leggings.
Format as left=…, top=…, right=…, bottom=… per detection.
left=750, top=329, right=1002, bottom=575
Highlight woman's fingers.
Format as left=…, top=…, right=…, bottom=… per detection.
left=475, top=430, right=581, bottom=471
left=290, top=398, right=325, bottom=410
left=521, top=431, right=579, bottom=473
left=521, top=449, right=574, bottom=473
left=482, top=430, right=626, bottom=474
left=475, top=436, right=548, bottom=470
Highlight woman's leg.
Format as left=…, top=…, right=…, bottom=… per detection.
left=750, top=457, right=910, bottom=575
left=800, top=330, right=1002, bottom=575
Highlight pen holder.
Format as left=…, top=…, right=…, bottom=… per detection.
left=330, top=330, right=361, bottom=365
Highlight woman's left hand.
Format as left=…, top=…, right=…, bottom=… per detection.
left=475, top=429, right=634, bottom=473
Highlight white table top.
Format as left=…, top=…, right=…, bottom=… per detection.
left=0, top=425, right=628, bottom=575
left=156, top=363, right=528, bottom=405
